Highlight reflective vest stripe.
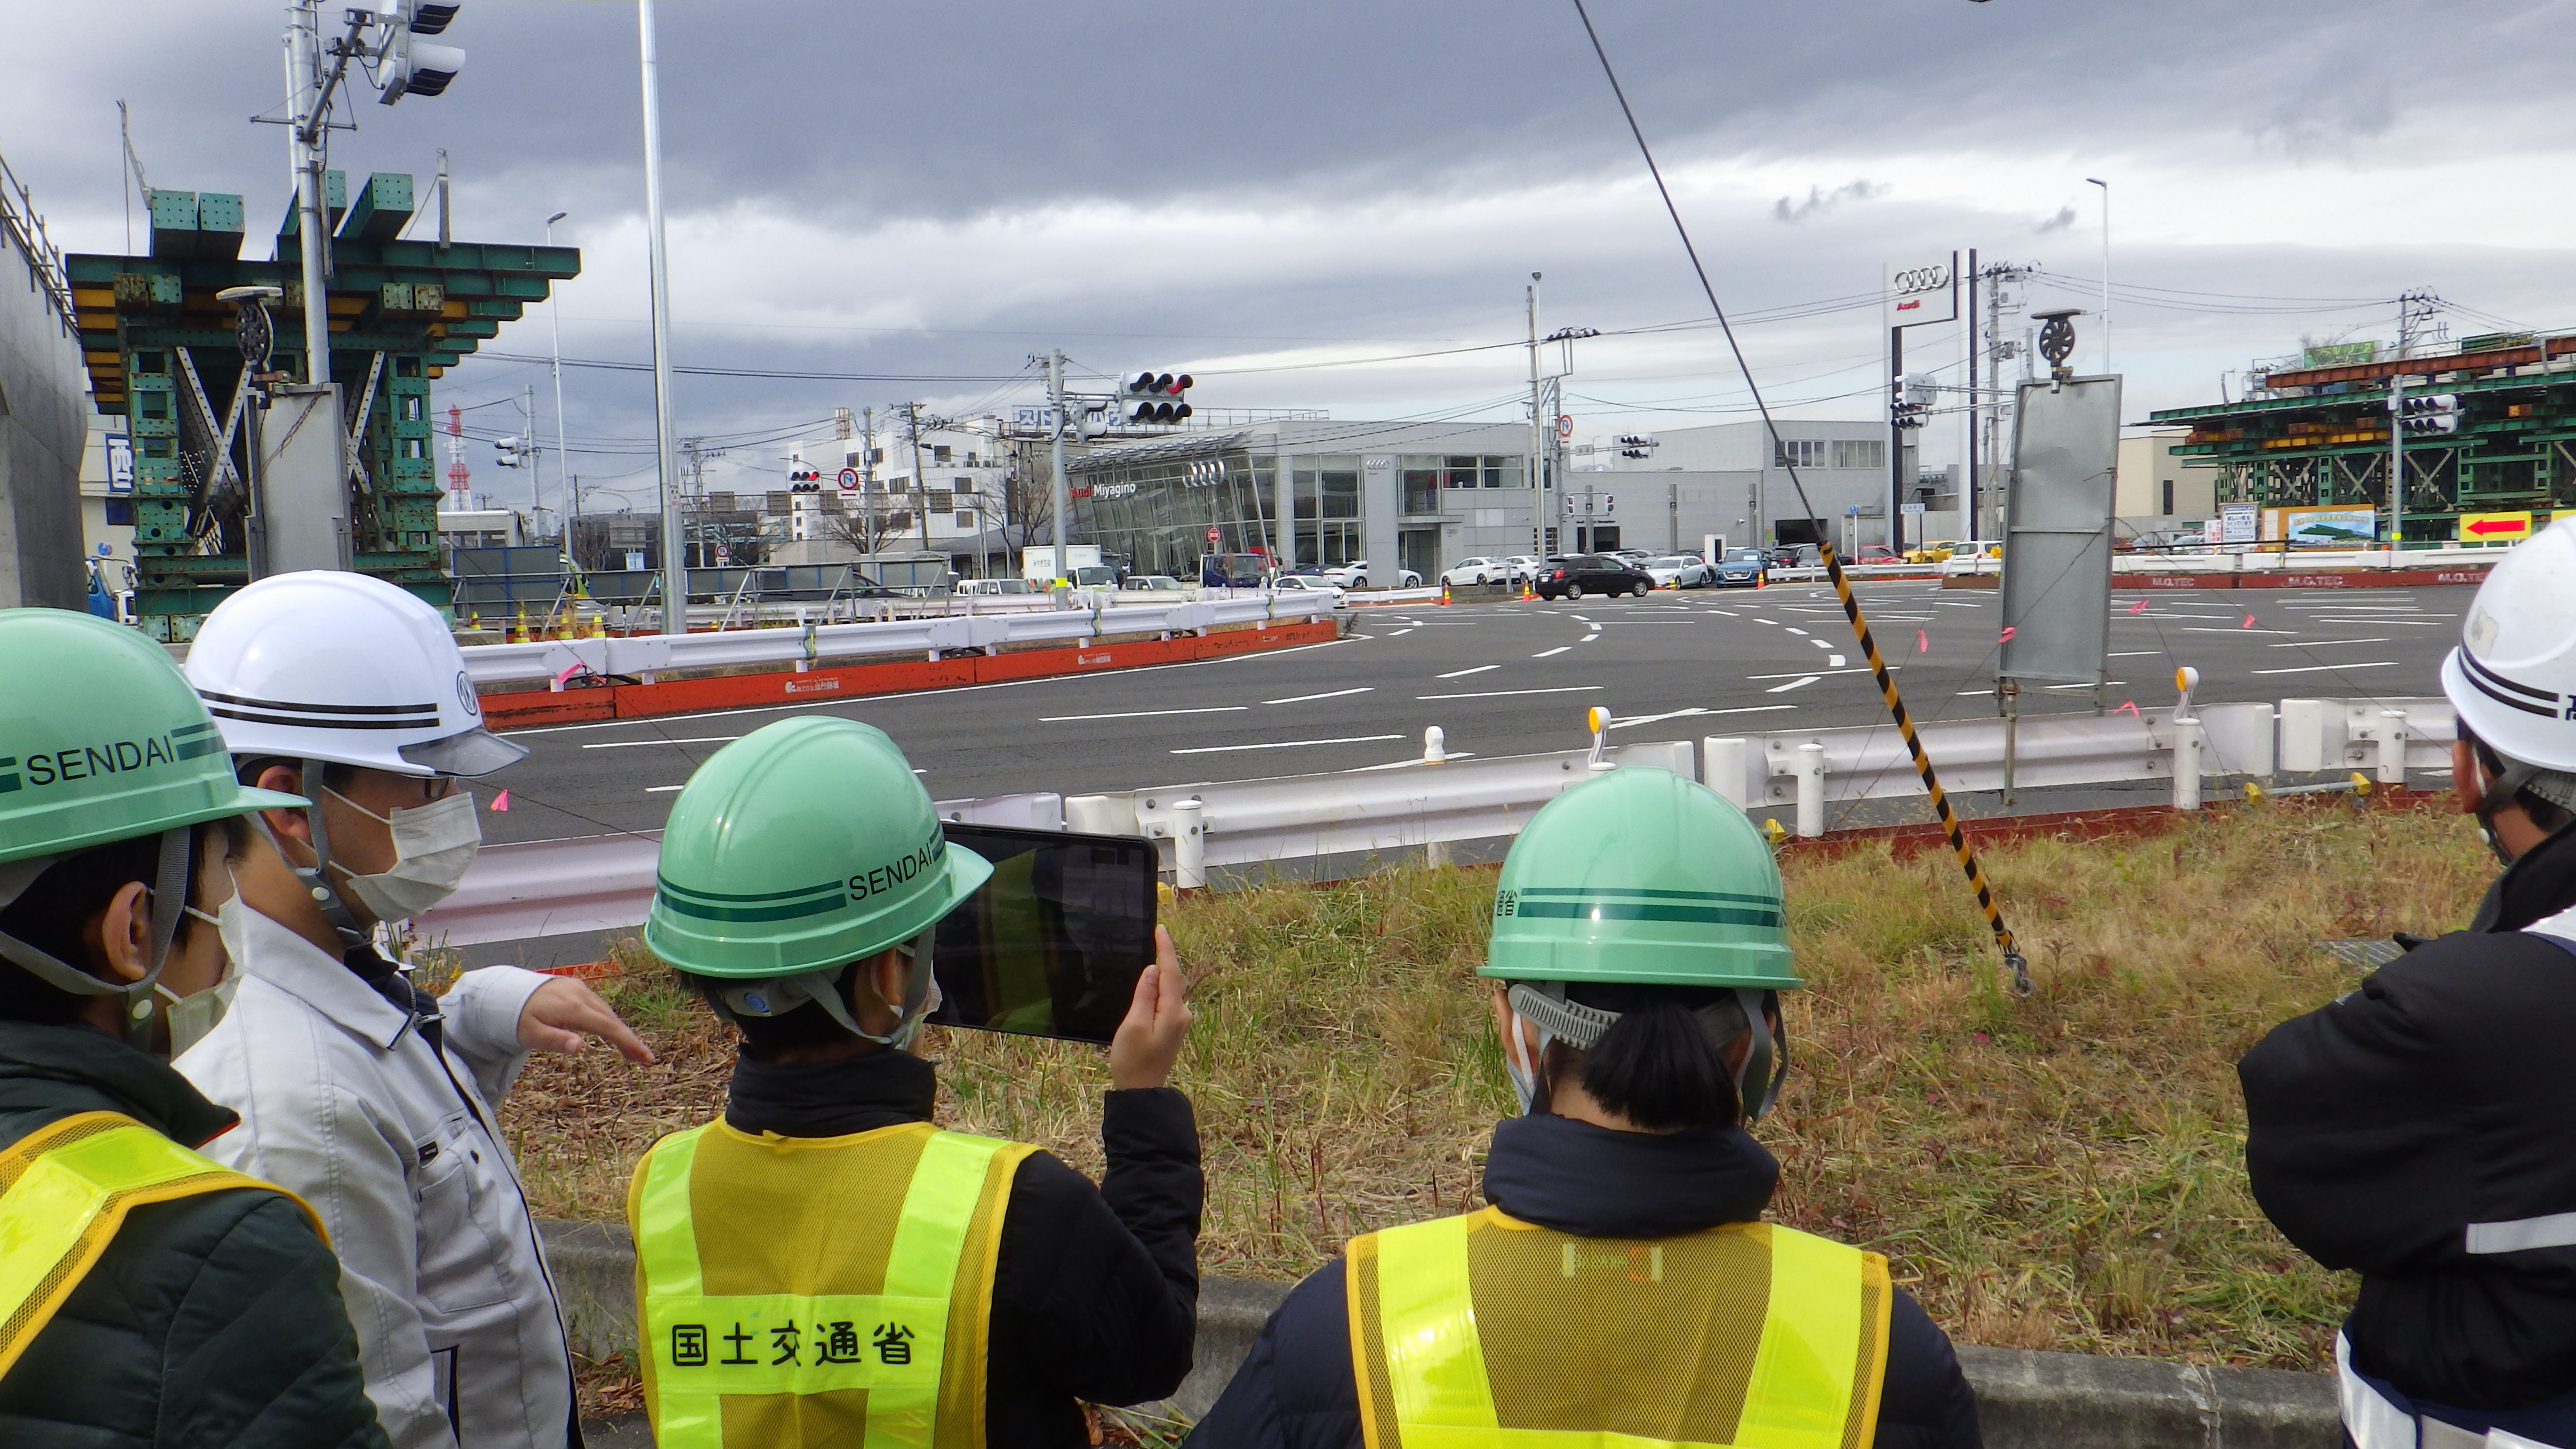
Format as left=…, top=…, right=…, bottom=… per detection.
left=0, top=1111, right=320, bottom=1381
left=1351, top=1209, right=1891, bottom=1449
left=635, top=1124, right=1027, bottom=1449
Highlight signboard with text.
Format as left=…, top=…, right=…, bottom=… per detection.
left=2220, top=504, right=2258, bottom=544
left=2458, top=510, right=2533, bottom=543
left=105, top=433, right=134, bottom=494
left=1885, top=255, right=1958, bottom=329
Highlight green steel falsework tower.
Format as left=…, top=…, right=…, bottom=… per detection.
left=68, top=171, right=576, bottom=639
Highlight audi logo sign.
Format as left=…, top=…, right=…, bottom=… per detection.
left=1884, top=254, right=1959, bottom=328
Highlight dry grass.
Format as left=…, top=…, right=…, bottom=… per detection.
left=501, top=795, right=2493, bottom=1371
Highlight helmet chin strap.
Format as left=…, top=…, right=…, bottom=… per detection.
left=2473, top=743, right=2545, bottom=868
left=249, top=758, right=370, bottom=951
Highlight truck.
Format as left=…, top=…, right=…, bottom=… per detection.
left=1020, top=545, right=1119, bottom=588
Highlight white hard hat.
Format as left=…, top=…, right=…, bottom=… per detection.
left=2441, top=517, right=2576, bottom=776
left=185, top=571, right=526, bottom=778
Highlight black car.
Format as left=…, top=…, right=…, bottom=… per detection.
left=1535, top=553, right=1654, bottom=600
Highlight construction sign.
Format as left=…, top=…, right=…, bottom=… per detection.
left=2457, top=511, right=2533, bottom=543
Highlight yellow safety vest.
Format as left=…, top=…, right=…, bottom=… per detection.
left=0, top=1110, right=323, bottom=1381
left=1346, top=1206, right=1893, bottom=1449
left=629, top=1119, right=1038, bottom=1449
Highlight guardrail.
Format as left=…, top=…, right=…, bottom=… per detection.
left=460, top=591, right=1336, bottom=688
left=414, top=693, right=2456, bottom=949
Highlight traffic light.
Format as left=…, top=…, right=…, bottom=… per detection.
left=786, top=463, right=824, bottom=493
left=1125, top=372, right=1194, bottom=425
left=493, top=435, right=522, bottom=468
left=1616, top=433, right=1658, bottom=460
left=375, top=1, right=466, bottom=106
left=2399, top=394, right=2459, bottom=437
left=1893, top=372, right=1935, bottom=429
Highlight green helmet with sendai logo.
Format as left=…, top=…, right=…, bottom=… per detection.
left=645, top=717, right=992, bottom=979
left=0, top=609, right=306, bottom=867
left=1484, top=766, right=1799, bottom=989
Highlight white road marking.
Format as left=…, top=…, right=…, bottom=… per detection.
left=1532, top=646, right=1572, bottom=658
left=646, top=785, right=685, bottom=793
left=1171, top=733, right=1405, bottom=755
left=2253, top=661, right=2398, bottom=675
left=2309, top=617, right=2449, bottom=626
left=1767, top=676, right=1819, bottom=693
left=1386, top=627, right=1415, bottom=636
left=1931, top=602, right=1984, bottom=608
left=584, top=735, right=744, bottom=749
left=1570, top=615, right=1593, bottom=622
left=1809, top=639, right=1832, bottom=648
left=1608, top=704, right=1801, bottom=728
left=2181, top=627, right=2298, bottom=635
left=1416, top=684, right=1602, bottom=700
left=1746, top=666, right=1901, bottom=680
left=1581, top=633, right=1601, bottom=643
left=1783, top=627, right=1809, bottom=636
left=1827, top=655, right=1846, bottom=666
left=1704, top=609, right=1740, bottom=617
left=2108, top=651, right=2162, bottom=657
left=2044, top=680, right=2124, bottom=689
left=2269, top=637, right=2390, bottom=648
left=1043, top=705, right=1248, bottom=722
left=1753, top=618, right=1779, bottom=624
left=1263, top=686, right=1375, bottom=705
left=1957, top=689, right=1992, bottom=695
left=1436, top=665, right=1500, bottom=679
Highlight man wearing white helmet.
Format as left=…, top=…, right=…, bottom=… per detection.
left=2242, top=517, right=2576, bottom=1449
left=175, top=571, right=651, bottom=1449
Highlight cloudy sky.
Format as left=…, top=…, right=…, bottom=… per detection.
left=9, top=1, right=2571, bottom=512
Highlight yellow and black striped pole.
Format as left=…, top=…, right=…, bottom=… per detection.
left=1814, top=542, right=2032, bottom=994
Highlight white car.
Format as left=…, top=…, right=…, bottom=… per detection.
left=1641, top=555, right=1714, bottom=589
left=1120, top=574, right=1186, bottom=591
left=1440, top=557, right=1512, bottom=586
left=1502, top=555, right=1543, bottom=583
left=1272, top=575, right=1346, bottom=605
left=956, top=577, right=1035, bottom=596
left=1321, top=560, right=1423, bottom=589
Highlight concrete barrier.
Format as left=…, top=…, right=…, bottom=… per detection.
left=540, top=1218, right=2338, bottom=1446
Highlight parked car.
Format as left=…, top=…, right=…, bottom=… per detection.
left=1715, top=547, right=1769, bottom=588
left=1641, top=554, right=1714, bottom=589
left=1764, top=545, right=1808, bottom=570
left=1272, top=574, right=1346, bottom=605
left=1322, top=560, right=1423, bottom=589
left=1852, top=545, right=1900, bottom=564
left=1440, top=556, right=1512, bottom=586
left=1502, top=555, right=1544, bottom=582
left=1120, top=574, right=1186, bottom=591
left=956, top=577, right=1036, bottom=596
left=1903, top=539, right=1963, bottom=565
left=1535, top=553, right=1655, bottom=600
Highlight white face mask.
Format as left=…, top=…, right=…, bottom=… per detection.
left=1500, top=1007, right=1547, bottom=1115
left=163, top=891, right=249, bottom=1057
left=324, top=785, right=481, bottom=921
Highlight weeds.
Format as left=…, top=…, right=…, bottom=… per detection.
left=501, top=797, right=2492, bottom=1369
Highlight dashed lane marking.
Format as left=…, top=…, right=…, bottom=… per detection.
left=1436, top=665, right=1501, bottom=679
left=1171, top=734, right=1405, bottom=755
left=1263, top=686, right=1375, bottom=705
left=1767, top=676, right=1819, bottom=693
left=1532, top=646, right=1572, bottom=658
left=2268, top=637, right=2389, bottom=647
left=584, top=735, right=744, bottom=749
left=1417, top=685, right=1602, bottom=701
left=2252, top=661, right=2398, bottom=675
left=1043, top=705, right=1249, bottom=722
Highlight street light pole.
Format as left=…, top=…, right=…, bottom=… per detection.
left=638, top=0, right=686, bottom=633
left=1048, top=351, right=1071, bottom=586
left=2086, top=177, right=2110, bottom=375
left=284, top=1, right=333, bottom=387
left=544, top=211, right=571, bottom=537
left=1527, top=273, right=1544, bottom=559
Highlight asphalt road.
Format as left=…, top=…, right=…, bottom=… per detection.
left=476, top=580, right=2471, bottom=846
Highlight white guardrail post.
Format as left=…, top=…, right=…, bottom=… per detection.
left=1794, top=742, right=1826, bottom=837
left=2170, top=716, right=2203, bottom=809
left=1171, top=798, right=1207, bottom=889
left=2376, top=709, right=2410, bottom=787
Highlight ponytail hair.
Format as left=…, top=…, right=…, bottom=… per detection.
left=1545, top=983, right=1773, bottom=1131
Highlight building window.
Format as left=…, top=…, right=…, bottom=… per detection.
left=1830, top=440, right=1884, bottom=470
left=932, top=446, right=953, bottom=464
left=928, top=491, right=954, bottom=512
left=104, top=499, right=135, bottom=526
left=1403, top=466, right=1441, bottom=515
left=1777, top=439, right=1831, bottom=469
left=2162, top=479, right=2175, bottom=514
left=953, top=476, right=975, bottom=493
left=954, top=511, right=976, bottom=529
left=868, top=447, right=886, bottom=465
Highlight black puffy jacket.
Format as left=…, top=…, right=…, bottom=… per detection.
left=2242, top=821, right=2576, bottom=1410
left=1186, top=1112, right=1982, bottom=1449
left=0, top=1019, right=389, bottom=1449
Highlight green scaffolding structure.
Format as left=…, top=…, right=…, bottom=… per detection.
left=68, top=171, right=577, bottom=638
left=2148, top=334, right=2576, bottom=542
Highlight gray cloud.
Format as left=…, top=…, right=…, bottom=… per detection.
left=2035, top=206, right=2078, bottom=235
left=1774, top=180, right=1887, bottom=223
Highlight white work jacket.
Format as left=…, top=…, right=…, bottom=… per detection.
left=177, top=908, right=572, bottom=1449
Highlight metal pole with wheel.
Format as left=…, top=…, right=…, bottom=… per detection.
left=638, top=0, right=686, bottom=633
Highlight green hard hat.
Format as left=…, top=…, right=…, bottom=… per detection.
left=1484, top=766, right=1800, bottom=989
left=646, top=717, right=992, bottom=979
left=0, top=610, right=307, bottom=867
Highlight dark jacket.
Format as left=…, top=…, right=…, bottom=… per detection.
left=2241, top=821, right=2576, bottom=1410
left=1185, top=1112, right=1983, bottom=1449
left=724, top=1045, right=1201, bottom=1446
left=0, top=1018, right=390, bottom=1449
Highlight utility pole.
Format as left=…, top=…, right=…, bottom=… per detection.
left=544, top=211, right=570, bottom=546
left=2087, top=178, right=2111, bottom=376
left=638, top=0, right=686, bottom=633
left=1047, top=352, right=1071, bottom=585
left=1888, top=320, right=1905, bottom=556
left=2388, top=288, right=2440, bottom=553
left=903, top=402, right=932, bottom=552
left=1963, top=247, right=1978, bottom=538
left=860, top=404, right=877, bottom=555
left=1527, top=273, right=1546, bottom=558
left=285, top=1, right=333, bottom=388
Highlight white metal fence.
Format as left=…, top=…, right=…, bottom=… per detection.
left=413, top=694, right=2455, bottom=950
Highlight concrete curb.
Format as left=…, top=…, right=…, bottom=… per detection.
left=540, top=1220, right=2338, bottom=1447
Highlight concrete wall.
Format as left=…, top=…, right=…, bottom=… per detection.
left=2116, top=430, right=2208, bottom=522
left=0, top=222, right=87, bottom=609
left=540, top=1218, right=2340, bottom=1447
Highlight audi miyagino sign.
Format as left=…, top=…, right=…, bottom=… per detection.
left=1884, top=255, right=1958, bottom=329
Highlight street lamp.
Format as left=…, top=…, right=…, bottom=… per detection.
left=2085, top=177, right=2110, bottom=375
left=637, top=0, right=685, bottom=633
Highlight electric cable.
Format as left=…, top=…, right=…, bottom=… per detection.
left=1569, top=0, right=2030, bottom=994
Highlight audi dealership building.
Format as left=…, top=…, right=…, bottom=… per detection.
left=1065, top=416, right=1904, bottom=581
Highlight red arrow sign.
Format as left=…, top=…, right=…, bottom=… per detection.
left=2467, top=517, right=2528, bottom=536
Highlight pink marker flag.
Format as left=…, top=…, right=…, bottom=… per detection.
left=489, top=790, right=511, bottom=812
left=1999, top=626, right=2016, bottom=643
left=2243, top=614, right=2257, bottom=628
left=553, top=661, right=584, bottom=686
left=1916, top=629, right=1929, bottom=653
left=2127, top=599, right=2149, bottom=614
left=2114, top=700, right=2141, bottom=718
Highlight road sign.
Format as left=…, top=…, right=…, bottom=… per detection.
left=1205, top=526, right=1221, bottom=543
left=2459, top=510, right=2532, bottom=542
left=2220, top=504, right=2258, bottom=544
left=1556, top=414, right=1574, bottom=441
left=837, top=467, right=860, bottom=492
left=1901, top=501, right=1926, bottom=516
